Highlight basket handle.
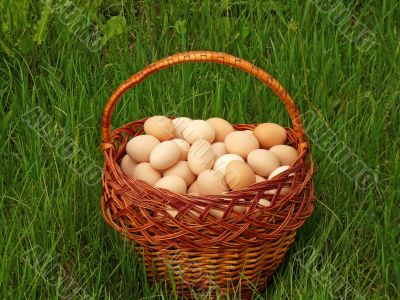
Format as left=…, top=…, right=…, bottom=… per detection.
left=102, top=51, right=305, bottom=145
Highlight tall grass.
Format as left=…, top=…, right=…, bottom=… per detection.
left=1, top=0, right=399, bottom=299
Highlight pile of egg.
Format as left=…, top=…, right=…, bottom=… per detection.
left=120, top=116, right=298, bottom=212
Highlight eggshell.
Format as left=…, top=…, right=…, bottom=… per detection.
left=259, top=198, right=271, bottom=207
left=225, top=161, right=256, bottom=191
left=253, top=123, right=287, bottom=149
left=206, top=118, right=235, bottom=142
left=182, top=120, right=215, bottom=144
left=247, top=149, right=280, bottom=177
left=255, top=175, right=267, bottom=183
left=172, top=138, right=190, bottom=160
left=126, top=135, right=160, bottom=163
left=224, top=131, right=259, bottom=159
left=209, top=205, right=246, bottom=219
left=163, top=161, right=195, bottom=186
left=197, top=170, right=229, bottom=195
left=120, top=155, right=137, bottom=176
left=132, top=162, right=161, bottom=186
left=213, top=154, right=244, bottom=174
left=187, top=180, right=200, bottom=195
left=267, top=165, right=291, bottom=195
left=166, top=207, right=179, bottom=217
left=211, top=142, right=227, bottom=158
left=149, top=141, right=180, bottom=170
left=268, top=165, right=291, bottom=180
left=187, top=140, right=216, bottom=175
left=246, top=198, right=271, bottom=213
left=144, top=116, right=175, bottom=141
left=172, top=117, right=192, bottom=139
left=155, top=175, right=187, bottom=194
left=269, top=145, right=298, bottom=166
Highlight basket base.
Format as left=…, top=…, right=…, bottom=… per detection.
left=137, top=231, right=296, bottom=299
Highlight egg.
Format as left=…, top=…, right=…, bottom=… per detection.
left=120, top=154, right=137, bottom=176
left=224, top=131, right=259, bottom=159
left=132, top=162, right=161, bottom=186
left=255, top=175, right=267, bottom=183
left=209, top=205, right=246, bottom=219
left=197, top=170, right=229, bottom=195
left=225, top=161, right=256, bottom=191
left=166, top=207, right=179, bottom=217
left=211, top=142, right=227, bottom=158
left=268, top=165, right=291, bottom=180
left=182, top=120, right=215, bottom=144
left=269, top=145, right=298, bottom=166
left=172, top=138, right=190, bottom=160
left=213, top=154, right=244, bottom=174
left=155, top=176, right=187, bottom=194
left=172, top=117, right=192, bottom=138
left=246, top=198, right=271, bottom=213
left=144, top=116, right=175, bottom=141
left=267, top=165, right=292, bottom=195
left=187, top=140, right=216, bottom=175
left=259, top=198, right=271, bottom=207
left=126, top=135, right=160, bottom=163
left=163, top=161, right=195, bottom=186
left=247, top=149, right=280, bottom=177
left=187, top=180, right=200, bottom=195
left=149, top=141, right=180, bottom=170
left=253, top=123, right=287, bottom=149
left=206, top=117, right=235, bottom=142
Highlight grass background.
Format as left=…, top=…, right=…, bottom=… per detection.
left=1, top=0, right=399, bottom=299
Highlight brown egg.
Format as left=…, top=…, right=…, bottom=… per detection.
left=155, top=176, right=187, bottom=194
left=163, top=161, right=195, bottom=186
left=187, top=180, right=200, bottom=195
left=253, top=123, right=287, bottom=149
left=211, top=142, right=227, bottom=158
left=172, top=138, right=190, bottom=160
left=132, top=162, right=161, bottom=186
left=224, top=131, right=259, bottom=159
left=149, top=141, right=180, bottom=170
left=206, top=117, right=235, bottom=142
left=255, top=175, right=267, bottom=183
left=126, top=135, right=160, bottom=163
left=182, top=120, right=215, bottom=144
left=225, top=161, right=256, bottom=191
left=120, top=155, right=137, bottom=176
left=172, top=117, right=192, bottom=139
left=187, top=140, right=216, bottom=175
left=269, top=145, right=298, bottom=166
left=197, top=170, right=229, bottom=195
left=247, top=149, right=280, bottom=177
left=144, top=116, right=175, bottom=141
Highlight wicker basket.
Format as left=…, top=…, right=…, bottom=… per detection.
left=100, top=51, right=315, bottom=299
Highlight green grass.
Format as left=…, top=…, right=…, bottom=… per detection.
left=1, top=0, right=399, bottom=299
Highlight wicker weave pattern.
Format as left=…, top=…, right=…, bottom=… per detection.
left=100, top=51, right=315, bottom=299
left=140, top=232, right=296, bottom=298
